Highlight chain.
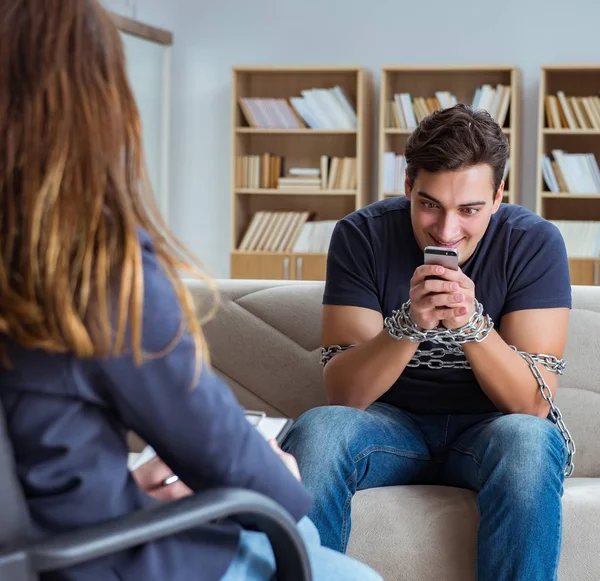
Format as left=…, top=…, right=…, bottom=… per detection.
left=320, top=344, right=355, bottom=367
left=384, top=299, right=494, bottom=345
left=321, top=344, right=471, bottom=369
left=319, top=303, right=575, bottom=478
left=406, top=346, right=472, bottom=369
left=510, top=347, right=575, bottom=478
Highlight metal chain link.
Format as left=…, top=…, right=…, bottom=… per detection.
left=320, top=344, right=355, bottom=368
left=319, top=303, right=576, bottom=478
left=321, top=344, right=469, bottom=370
left=384, top=299, right=494, bottom=345
left=510, top=347, right=575, bottom=478
left=406, top=346, right=472, bottom=369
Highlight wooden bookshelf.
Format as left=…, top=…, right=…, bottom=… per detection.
left=230, top=66, right=372, bottom=281
left=536, top=65, right=600, bottom=285
left=378, top=65, right=520, bottom=206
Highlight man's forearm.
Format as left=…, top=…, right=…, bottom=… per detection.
left=462, top=329, right=554, bottom=418
left=323, top=330, right=419, bottom=410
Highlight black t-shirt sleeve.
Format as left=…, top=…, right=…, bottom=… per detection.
left=502, top=220, right=572, bottom=316
left=322, top=217, right=382, bottom=313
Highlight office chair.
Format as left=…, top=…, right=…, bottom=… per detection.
left=0, top=405, right=311, bottom=581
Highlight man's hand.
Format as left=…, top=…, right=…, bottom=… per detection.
left=409, top=265, right=476, bottom=330
left=132, top=455, right=193, bottom=502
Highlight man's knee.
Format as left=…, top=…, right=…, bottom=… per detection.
left=282, top=405, right=366, bottom=459
left=491, top=414, right=565, bottom=461
left=485, top=414, right=567, bottom=493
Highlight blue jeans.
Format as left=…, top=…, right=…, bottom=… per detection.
left=220, top=515, right=382, bottom=580
left=282, top=402, right=568, bottom=581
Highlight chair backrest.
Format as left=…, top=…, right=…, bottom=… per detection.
left=193, top=279, right=600, bottom=479
left=0, top=401, right=32, bottom=544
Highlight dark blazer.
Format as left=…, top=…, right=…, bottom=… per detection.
left=0, top=230, right=313, bottom=581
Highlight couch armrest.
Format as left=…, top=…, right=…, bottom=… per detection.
left=0, top=488, right=312, bottom=581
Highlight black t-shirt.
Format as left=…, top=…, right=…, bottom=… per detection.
left=323, top=196, right=572, bottom=415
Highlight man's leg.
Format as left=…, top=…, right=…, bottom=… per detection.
left=443, top=413, right=567, bottom=581
left=282, top=402, right=438, bottom=553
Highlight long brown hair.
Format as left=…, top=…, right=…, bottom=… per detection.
left=0, top=0, right=216, bottom=372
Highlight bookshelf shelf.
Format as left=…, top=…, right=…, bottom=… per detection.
left=542, top=193, right=600, bottom=199
left=377, top=65, right=520, bottom=205
left=543, top=129, right=600, bottom=135
left=536, top=64, right=600, bottom=285
left=384, top=127, right=512, bottom=136
left=230, top=66, right=372, bottom=281
left=235, top=188, right=357, bottom=196
left=384, top=128, right=414, bottom=135
left=235, top=128, right=356, bottom=135
left=232, top=250, right=327, bottom=256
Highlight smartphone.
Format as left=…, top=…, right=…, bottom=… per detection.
left=424, top=246, right=459, bottom=280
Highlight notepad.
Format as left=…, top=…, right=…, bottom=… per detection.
left=128, top=444, right=159, bottom=471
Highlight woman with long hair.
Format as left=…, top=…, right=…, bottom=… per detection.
left=0, top=1, right=382, bottom=580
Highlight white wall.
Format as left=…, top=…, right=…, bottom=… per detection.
left=107, top=0, right=599, bottom=278
left=102, top=0, right=174, bottom=29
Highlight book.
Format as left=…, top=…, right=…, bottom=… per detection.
left=127, top=411, right=294, bottom=471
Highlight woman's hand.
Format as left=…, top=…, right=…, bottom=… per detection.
left=268, top=439, right=301, bottom=481
left=132, top=455, right=193, bottom=502
left=132, top=440, right=301, bottom=501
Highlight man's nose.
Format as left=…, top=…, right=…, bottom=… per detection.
left=437, top=214, right=460, bottom=242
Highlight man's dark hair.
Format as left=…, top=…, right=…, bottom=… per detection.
left=404, top=103, right=509, bottom=194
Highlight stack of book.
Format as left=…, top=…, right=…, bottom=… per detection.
left=235, top=155, right=356, bottom=191
left=542, top=151, right=600, bottom=194
left=545, top=92, right=600, bottom=130
left=239, top=85, right=357, bottom=130
left=236, top=154, right=283, bottom=189
left=277, top=167, right=321, bottom=191
left=237, top=211, right=337, bottom=253
left=382, top=153, right=407, bottom=193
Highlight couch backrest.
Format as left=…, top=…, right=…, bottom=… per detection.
left=190, top=279, right=600, bottom=478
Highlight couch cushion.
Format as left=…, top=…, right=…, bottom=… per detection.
left=555, top=296, right=600, bottom=477
left=346, top=478, right=600, bottom=581
left=189, top=279, right=327, bottom=419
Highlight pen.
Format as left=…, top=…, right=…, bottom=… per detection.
left=161, top=475, right=179, bottom=487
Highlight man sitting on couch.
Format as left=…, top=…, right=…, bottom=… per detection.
left=282, top=103, right=575, bottom=581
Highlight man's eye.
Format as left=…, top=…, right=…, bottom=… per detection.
left=422, top=201, right=437, bottom=209
left=461, top=208, right=478, bottom=215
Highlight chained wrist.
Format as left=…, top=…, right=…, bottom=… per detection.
left=384, top=299, right=494, bottom=346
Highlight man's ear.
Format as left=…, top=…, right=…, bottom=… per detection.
left=404, top=174, right=412, bottom=200
left=492, top=180, right=504, bottom=212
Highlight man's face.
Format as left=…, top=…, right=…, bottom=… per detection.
left=405, top=164, right=503, bottom=266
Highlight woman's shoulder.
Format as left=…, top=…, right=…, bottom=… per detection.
left=137, top=227, right=155, bottom=251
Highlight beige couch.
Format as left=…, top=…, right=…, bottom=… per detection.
left=188, top=278, right=600, bottom=581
